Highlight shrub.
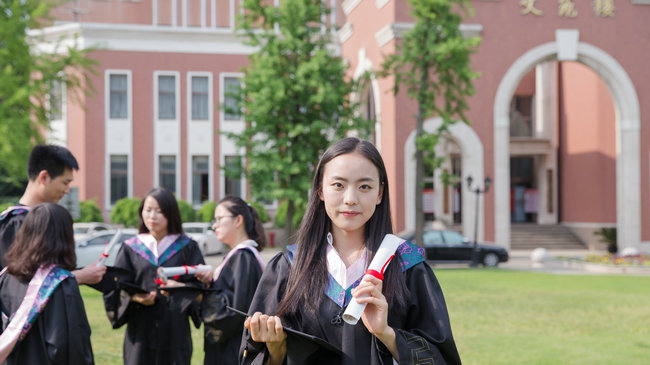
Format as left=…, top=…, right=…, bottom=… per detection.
left=110, top=197, right=141, bottom=227
left=594, top=227, right=617, bottom=254
left=77, top=199, right=104, bottom=222
left=274, top=200, right=305, bottom=229
left=249, top=201, right=270, bottom=223
left=197, top=201, right=217, bottom=222
left=177, top=200, right=196, bottom=223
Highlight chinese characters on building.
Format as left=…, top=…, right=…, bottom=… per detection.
left=519, top=0, right=615, bottom=18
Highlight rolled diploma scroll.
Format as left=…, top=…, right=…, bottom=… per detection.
left=157, top=265, right=213, bottom=283
left=97, top=229, right=122, bottom=266
left=342, top=234, right=404, bottom=325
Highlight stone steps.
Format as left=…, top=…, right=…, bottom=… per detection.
left=511, top=224, right=586, bottom=250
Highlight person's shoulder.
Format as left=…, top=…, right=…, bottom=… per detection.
left=397, top=241, right=427, bottom=272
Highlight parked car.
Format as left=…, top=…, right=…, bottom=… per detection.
left=402, top=229, right=509, bottom=267
left=182, top=222, right=225, bottom=256
left=75, top=229, right=137, bottom=267
left=73, top=222, right=114, bottom=242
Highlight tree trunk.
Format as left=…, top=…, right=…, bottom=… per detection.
left=415, top=102, right=425, bottom=248
left=284, top=199, right=295, bottom=248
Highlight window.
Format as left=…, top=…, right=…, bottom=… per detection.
left=223, top=77, right=241, bottom=120
left=158, top=75, right=176, bottom=119
left=441, top=231, right=467, bottom=244
left=49, top=79, right=64, bottom=121
left=109, top=74, right=128, bottom=119
left=192, top=155, right=209, bottom=205
left=423, top=231, right=444, bottom=245
left=159, top=155, right=176, bottom=192
left=224, top=155, right=242, bottom=197
left=191, top=76, right=209, bottom=120
left=110, top=155, right=128, bottom=204
left=509, top=95, right=534, bottom=137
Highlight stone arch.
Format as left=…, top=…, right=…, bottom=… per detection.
left=493, top=32, right=641, bottom=250
left=404, top=118, right=485, bottom=241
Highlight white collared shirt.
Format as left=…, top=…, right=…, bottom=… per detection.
left=137, top=233, right=180, bottom=260
left=326, top=240, right=368, bottom=288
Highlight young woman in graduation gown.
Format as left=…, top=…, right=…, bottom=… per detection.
left=196, top=196, right=266, bottom=365
left=0, top=203, right=94, bottom=364
left=102, top=188, right=205, bottom=365
left=241, top=137, right=461, bottom=365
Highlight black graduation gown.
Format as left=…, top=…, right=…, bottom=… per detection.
left=0, top=274, right=94, bottom=365
left=202, top=249, right=263, bottom=365
left=102, top=235, right=205, bottom=365
left=0, top=206, right=28, bottom=269
left=241, top=245, right=461, bottom=365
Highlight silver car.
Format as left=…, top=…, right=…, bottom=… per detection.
left=75, top=229, right=137, bottom=267
left=182, top=222, right=225, bottom=256
left=73, top=222, right=114, bottom=242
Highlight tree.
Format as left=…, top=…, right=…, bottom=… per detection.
left=0, top=0, right=96, bottom=186
left=227, top=0, right=371, bottom=241
left=382, top=0, right=480, bottom=246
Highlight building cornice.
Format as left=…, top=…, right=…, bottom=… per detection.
left=28, top=22, right=257, bottom=55
left=375, top=22, right=483, bottom=48
left=342, top=0, right=362, bottom=15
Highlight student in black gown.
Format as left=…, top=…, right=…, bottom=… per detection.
left=241, top=137, right=461, bottom=365
left=0, top=203, right=94, bottom=364
left=196, top=196, right=266, bottom=364
left=0, top=144, right=106, bottom=285
left=102, top=188, right=205, bottom=365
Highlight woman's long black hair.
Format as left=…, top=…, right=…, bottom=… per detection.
left=218, top=196, right=266, bottom=250
left=5, top=203, right=76, bottom=282
left=138, top=187, right=184, bottom=235
left=276, top=137, right=408, bottom=316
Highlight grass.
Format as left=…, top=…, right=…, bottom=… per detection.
left=81, top=269, right=650, bottom=364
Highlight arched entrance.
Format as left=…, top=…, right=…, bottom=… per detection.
left=404, top=118, right=485, bottom=241
left=493, top=30, right=641, bottom=251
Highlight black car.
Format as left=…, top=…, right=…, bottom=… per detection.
left=402, top=229, right=509, bottom=267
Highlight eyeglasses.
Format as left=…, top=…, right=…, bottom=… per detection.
left=211, top=215, right=234, bottom=225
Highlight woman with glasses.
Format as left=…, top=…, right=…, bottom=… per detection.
left=196, top=196, right=266, bottom=365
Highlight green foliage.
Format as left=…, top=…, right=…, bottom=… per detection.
left=109, top=197, right=141, bottom=227
left=274, top=200, right=305, bottom=229
left=382, top=0, right=480, bottom=172
left=197, top=201, right=217, bottom=222
left=249, top=201, right=270, bottom=223
left=228, top=0, right=372, bottom=235
left=177, top=200, right=196, bottom=223
left=0, top=0, right=98, bottom=186
left=0, top=202, right=12, bottom=213
left=76, top=199, right=103, bottom=222
left=594, top=227, right=617, bottom=253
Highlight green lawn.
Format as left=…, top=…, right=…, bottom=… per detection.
left=81, top=269, right=650, bottom=364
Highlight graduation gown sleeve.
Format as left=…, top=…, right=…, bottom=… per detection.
left=0, top=276, right=94, bottom=365
left=202, top=249, right=263, bottom=364
left=239, top=252, right=291, bottom=365
left=390, top=262, right=461, bottom=365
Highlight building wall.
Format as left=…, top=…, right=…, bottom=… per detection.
left=559, top=61, right=616, bottom=223
left=44, top=0, right=649, bottom=243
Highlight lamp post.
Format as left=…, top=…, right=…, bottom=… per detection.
left=466, top=175, right=491, bottom=268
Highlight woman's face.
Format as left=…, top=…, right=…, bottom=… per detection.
left=319, top=152, right=383, bottom=237
left=212, top=204, right=239, bottom=246
left=142, top=196, right=168, bottom=239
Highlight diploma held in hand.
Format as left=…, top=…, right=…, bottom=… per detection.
left=157, top=265, right=213, bottom=283
left=342, top=234, right=404, bottom=325
left=97, top=229, right=122, bottom=266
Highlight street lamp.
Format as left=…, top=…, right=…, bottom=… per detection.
left=466, top=175, right=491, bottom=268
